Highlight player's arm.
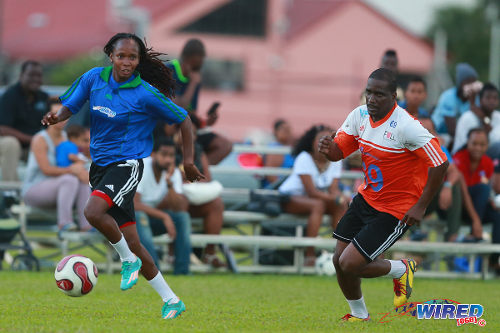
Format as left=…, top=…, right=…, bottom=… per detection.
left=318, top=136, right=344, bottom=161
left=178, top=116, right=205, bottom=182
left=42, top=105, right=72, bottom=125
left=403, top=160, right=449, bottom=226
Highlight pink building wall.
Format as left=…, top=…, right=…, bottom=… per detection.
left=149, top=0, right=434, bottom=141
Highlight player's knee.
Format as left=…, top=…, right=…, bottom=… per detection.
left=332, top=252, right=341, bottom=270
left=338, top=256, right=360, bottom=275
left=84, top=205, right=103, bottom=225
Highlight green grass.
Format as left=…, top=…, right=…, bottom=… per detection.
left=0, top=272, right=498, bottom=332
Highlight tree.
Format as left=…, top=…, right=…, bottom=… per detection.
left=427, top=0, right=498, bottom=82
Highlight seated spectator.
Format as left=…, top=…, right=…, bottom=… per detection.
left=167, top=39, right=232, bottom=165
left=0, top=60, right=49, bottom=185
left=261, top=119, right=295, bottom=188
left=278, top=124, right=348, bottom=265
left=431, top=63, right=480, bottom=146
left=452, top=83, right=500, bottom=154
left=56, top=124, right=90, bottom=168
left=21, top=106, right=91, bottom=232
left=453, top=129, right=500, bottom=249
left=174, top=125, right=226, bottom=268
left=134, top=138, right=191, bottom=275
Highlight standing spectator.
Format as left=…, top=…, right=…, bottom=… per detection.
left=167, top=39, right=232, bottom=165
left=380, top=49, right=403, bottom=100
left=134, top=138, right=191, bottom=275
left=452, top=83, right=500, bottom=154
left=262, top=119, right=295, bottom=188
left=278, top=125, right=348, bottom=265
left=22, top=106, right=90, bottom=232
left=431, top=63, right=479, bottom=144
left=0, top=60, right=49, bottom=182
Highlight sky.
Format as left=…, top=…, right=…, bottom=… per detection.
left=363, top=0, right=478, bottom=36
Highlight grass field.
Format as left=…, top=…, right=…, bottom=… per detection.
left=0, top=271, right=498, bottom=332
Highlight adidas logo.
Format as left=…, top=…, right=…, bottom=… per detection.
left=105, top=184, right=114, bottom=192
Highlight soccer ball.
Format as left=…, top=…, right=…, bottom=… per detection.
left=315, top=251, right=336, bottom=276
left=55, top=255, right=98, bottom=297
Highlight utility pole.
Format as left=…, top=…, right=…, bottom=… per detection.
left=487, top=3, right=500, bottom=88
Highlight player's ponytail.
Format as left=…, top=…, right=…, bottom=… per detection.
left=103, top=33, right=176, bottom=98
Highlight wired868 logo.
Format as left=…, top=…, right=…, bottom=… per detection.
left=378, top=299, right=486, bottom=327
left=417, top=301, right=486, bottom=327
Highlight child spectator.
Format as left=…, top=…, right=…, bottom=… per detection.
left=56, top=124, right=89, bottom=168
left=262, top=119, right=295, bottom=188
left=399, top=76, right=430, bottom=118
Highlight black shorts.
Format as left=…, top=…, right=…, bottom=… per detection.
left=333, top=194, right=410, bottom=262
left=89, top=159, right=144, bottom=228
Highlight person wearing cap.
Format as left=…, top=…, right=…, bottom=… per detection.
left=431, top=63, right=480, bottom=147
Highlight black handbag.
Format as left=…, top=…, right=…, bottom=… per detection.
left=247, top=189, right=290, bottom=217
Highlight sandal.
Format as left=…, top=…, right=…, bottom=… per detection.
left=202, top=254, right=226, bottom=268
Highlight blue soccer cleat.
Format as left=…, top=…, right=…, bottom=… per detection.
left=162, top=298, right=186, bottom=319
left=120, top=257, right=142, bottom=290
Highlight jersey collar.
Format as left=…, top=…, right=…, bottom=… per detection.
left=369, top=102, right=397, bottom=128
left=171, top=59, right=189, bottom=83
left=99, top=66, right=142, bottom=88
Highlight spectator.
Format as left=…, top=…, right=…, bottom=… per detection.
left=380, top=49, right=403, bottom=100
left=22, top=104, right=91, bottom=232
left=399, top=76, right=430, bottom=118
left=0, top=60, right=49, bottom=182
left=453, top=128, right=500, bottom=246
left=173, top=125, right=226, bottom=268
left=134, top=138, right=191, bottom=275
left=452, top=83, right=500, bottom=154
left=166, top=39, right=232, bottom=165
left=56, top=124, right=89, bottom=168
left=431, top=63, right=479, bottom=145
left=278, top=124, right=348, bottom=265
left=262, top=119, right=295, bottom=188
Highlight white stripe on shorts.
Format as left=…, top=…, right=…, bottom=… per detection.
left=114, top=160, right=139, bottom=206
left=369, top=221, right=405, bottom=260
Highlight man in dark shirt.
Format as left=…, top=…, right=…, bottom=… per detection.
left=166, top=39, right=232, bottom=165
left=0, top=60, right=49, bottom=181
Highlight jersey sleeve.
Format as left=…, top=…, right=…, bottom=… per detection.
left=60, top=68, right=100, bottom=114
left=402, top=120, right=447, bottom=167
left=142, top=84, right=188, bottom=125
left=333, top=108, right=360, bottom=158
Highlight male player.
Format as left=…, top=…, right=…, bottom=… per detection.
left=319, top=68, right=449, bottom=321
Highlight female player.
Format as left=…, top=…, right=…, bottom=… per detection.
left=42, top=32, right=204, bottom=319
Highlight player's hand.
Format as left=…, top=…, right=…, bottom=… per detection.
left=318, top=135, right=333, bottom=157
left=184, top=163, right=205, bottom=182
left=41, top=111, right=60, bottom=126
left=401, top=204, right=426, bottom=226
left=162, top=215, right=177, bottom=240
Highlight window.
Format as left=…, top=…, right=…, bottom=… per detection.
left=179, top=0, right=267, bottom=37
left=201, top=58, right=244, bottom=91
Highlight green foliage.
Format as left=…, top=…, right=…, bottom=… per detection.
left=45, top=53, right=106, bottom=86
left=0, top=272, right=498, bottom=332
left=427, top=0, right=495, bottom=81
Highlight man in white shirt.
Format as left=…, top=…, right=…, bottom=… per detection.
left=452, top=83, right=500, bottom=154
left=134, top=138, right=192, bottom=275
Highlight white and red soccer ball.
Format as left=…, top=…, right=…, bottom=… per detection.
left=55, top=255, right=98, bottom=297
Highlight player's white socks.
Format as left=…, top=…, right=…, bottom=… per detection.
left=386, top=260, right=406, bottom=278
left=347, top=296, right=369, bottom=319
left=148, top=271, right=178, bottom=303
left=110, top=235, right=136, bottom=263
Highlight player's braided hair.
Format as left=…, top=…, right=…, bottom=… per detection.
left=292, top=124, right=332, bottom=157
left=103, top=33, right=176, bottom=98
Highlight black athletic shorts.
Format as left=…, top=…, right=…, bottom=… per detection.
left=333, top=194, right=410, bottom=262
left=89, top=159, right=144, bottom=228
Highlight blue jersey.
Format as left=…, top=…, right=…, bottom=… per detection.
left=166, top=59, right=200, bottom=112
left=60, top=67, right=187, bottom=166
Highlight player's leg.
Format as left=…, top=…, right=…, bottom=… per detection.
left=331, top=195, right=370, bottom=321
left=121, top=221, right=186, bottom=319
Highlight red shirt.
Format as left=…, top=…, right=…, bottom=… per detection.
left=452, top=150, right=494, bottom=186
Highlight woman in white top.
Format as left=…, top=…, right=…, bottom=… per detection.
left=279, top=125, right=348, bottom=264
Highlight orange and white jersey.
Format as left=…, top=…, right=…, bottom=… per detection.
left=334, top=103, right=447, bottom=220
